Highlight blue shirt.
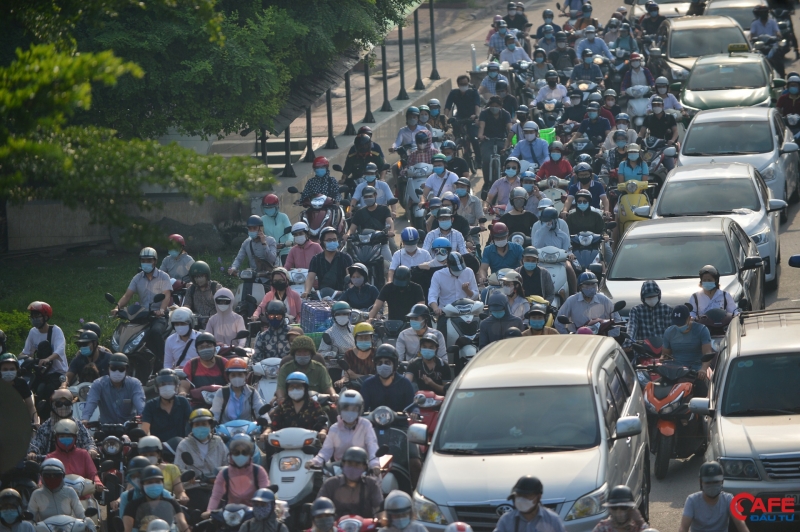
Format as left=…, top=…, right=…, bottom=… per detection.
left=618, top=160, right=649, bottom=181
left=568, top=179, right=607, bottom=209
left=570, top=63, right=604, bottom=82
left=480, top=74, right=510, bottom=96
left=663, top=323, right=712, bottom=371
left=361, top=373, right=417, bottom=413
left=576, top=37, right=613, bottom=60
left=510, top=138, right=551, bottom=166
left=82, top=375, right=146, bottom=424
left=481, top=242, right=524, bottom=273
left=578, top=117, right=612, bottom=139
left=750, top=18, right=780, bottom=39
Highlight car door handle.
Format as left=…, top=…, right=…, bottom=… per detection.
left=626, top=437, right=632, bottom=446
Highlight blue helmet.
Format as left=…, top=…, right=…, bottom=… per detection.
left=520, top=170, right=536, bottom=181
left=401, top=227, right=419, bottom=244
left=251, top=488, right=275, bottom=504
left=615, top=113, right=630, bottom=123
left=432, top=237, right=452, bottom=251
left=286, top=371, right=309, bottom=386
left=246, top=215, right=263, bottom=227
left=578, top=272, right=599, bottom=286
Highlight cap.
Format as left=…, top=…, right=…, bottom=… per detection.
left=671, top=305, right=691, bottom=326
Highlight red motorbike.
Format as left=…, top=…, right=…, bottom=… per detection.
left=189, top=384, right=223, bottom=409
left=413, top=391, right=444, bottom=455
left=286, top=187, right=346, bottom=242
left=336, top=515, right=379, bottom=532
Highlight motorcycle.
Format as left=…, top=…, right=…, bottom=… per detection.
left=511, top=61, right=535, bottom=103
left=217, top=419, right=268, bottom=466
left=69, top=381, right=99, bottom=427
left=267, top=427, right=323, bottom=527
left=345, top=226, right=395, bottom=290
left=412, top=391, right=444, bottom=455
left=569, top=134, right=600, bottom=164
left=753, top=35, right=788, bottom=79
left=537, top=246, right=570, bottom=307
left=371, top=319, right=405, bottom=348
left=0, top=459, right=40, bottom=507
left=251, top=357, right=282, bottom=404
left=537, top=176, right=570, bottom=212
left=286, top=186, right=347, bottom=242
left=442, top=298, right=483, bottom=373
left=617, top=180, right=654, bottom=236
left=34, top=511, right=98, bottom=532
left=287, top=268, right=308, bottom=296
left=625, top=85, right=650, bottom=129
left=64, top=474, right=100, bottom=520
left=232, top=271, right=263, bottom=324
left=556, top=301, right=627, bottom=341
left=536, top=99, right=564, bottom=129
left=570, top=231, right=604, bottom=275
left=629, top=338, right=664, bottom=389
left=398, top=159, right=431, bottom=231
left=575, top=80, right=599, bottom=102
left=607, top=49, right=630, bottom=94
left=364, top=405, right=415, bottom=494
left=105, top=292, right=167, bottom=382
left=641, top=136, right=677, bottom=190
left=195, top=504, right=253, bottom=532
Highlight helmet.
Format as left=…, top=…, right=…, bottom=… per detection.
left=520, top=171, right=536, bottom=182
left=578, top=271, right=599, bottom=285
left=189, top=408, right=214, bottom=424
left=54, top=418, right=79, bottom=435
left=78, top=322, right=102, bottom=338
left=311, top=498, right=336, bottom=517
left=753, top=4, right=769, bottom=14
left=445, top=523, right=473, bottom=532
left=620, top=22, right=630, bottom=32
left=138, top=435, right=163, bottom=454
left=285, top=371, right=309, bottom=387
left=338, top=390, right=364, bottom=413
left=617, top=5, right=628, bottom=14
left=582, top=4, right=593, bottom=13
left=319, top=226, right=338, bottom=243
left=291, top=221, right=309, bottom=234
left=358, top=126, right=373, bottom=137
left=447, top=251, right=467, bottom=273
left=505, top=328, right=522, bottom=338
left=353, top=322, right=375, bottom=338
left=437, top=207, right=452, bottom=218
left=420, top=332, right=440, bottom=347
left=651, top=96, right=664, bottom=106
left=626, top=143, right=641, bottom=153
left=27, top=301, right=53, bottom=319
left=646, top=0, right=659, bottom=10
left=261, top=194, right=279, bottom=208
left=229, top=433, right=254, bottom=456
left=441, top=139, right=457, bottom=151
left=576, top=153, right=593, bottom=166
left=655, top=76, right=668, bottom=86
left=603, top=89, right=617, bottom=98
left=486, top=61, right=500, bottom=71
left=510, top=187, right=529, bottom=202
left=141, top=465, right=164, bottom=483
left=788, top=73, right=800, bottom=84
left=523, top=246, right=538, bottom=258
left=365, top=163, right=378, bottom=175
left=569, top=87, right=583, bottom=98
left=155, top=368, right=179, bottom=387
left=432, top=237, right=452, bottom=251
left=574, top=162, right=593, bottom=175
left=401, top=227, right=419, bottom=244
left=312, top=156, right=329, bottom=169
left=606, top=485, right=636, bottom=508
left=110, top=353, right=129, bottom=367
left=374, top=344, right=399, bottom=366
left=455, top=177, right=470, bottom=188
left=0, top=489, right=22, bottom=508
left=354, top=134, right=371, bottom=147
left=543, top=24, right=554, bottom=34
left=441, top=191, right=459, bottom=208
left=170, top=307, right=193, bottom=325
left=331, top=301, right=351, bottom=316
left=394, top=265, right=411, bottom=287
left=511, top=476, right=543, bottom=496
left=555, top=31, right=568, bottom=42
left=168, top=234, right=186, bottom=248
left=225, top=357, right=248, bottom=373
left=342, top=446, right=369, bottom=466
left=630, top=52, right=642, bottom=61
left=574, top=189, right=593, bottom=202
left=195, top=331, right=217, bottom=346
left=246, top=215, right=263, bottom=228
left=496, top=80, right=509, bottom=93
left=418, top=105, right=430, bottom=114
left=544, top=70, right=559, bottom=81
left=41, top=458, right=66, bottom=476
left=428, top=98, right=440, bottom=108
left=407, top=106, right=420, bottom=116
left=139, top=247, right=158, bottom=262
left=533, top=48, right=547, bottom=58
left=615, top=113, right=630, bottom=123
left=699, top=265, right=720, bottom=283
left=385, top=490, right=413, bottom=515
left=493, top=14, right=503, bottom=22
left=252, top=488, right=276, bottom=504
left=699, top=461, right=724, bottom=482
left=613, top=130, right=627, bottom=140
left=76, top=330, right=99, bottom=346
left=361, top=186, right=378, bottom=200
left=549, top=141, right=564, bottom=153
left=586, top=102, right=600, bottom=112
left=407, top=303, right=431, bottom=320
left=577, top=327, right=594, bottom=335
left=348, top=263, right=369, bottom=280
left=587, top=92, right=602, bottom=103
left=523, top=121, right=539, bottom=131
left=491, top=222, right=509, bottom=239
left=0, top=352, right=19, bottom=369
left=188, top=261, right=211, bottom=280
left=505, top=156, right=521, bottom=169
left=415, top=131, right=430, bottom=144
left=543, top=8, right=554, bottom=18
left=432, top=153, right=448, bottom=165
left=539, top=207, right=559, bottom=223
left=582, top=48, right=594, bottom=58
left=127, top=456, right=152, bottom=475
left=526, top=302, right=547, bottom=316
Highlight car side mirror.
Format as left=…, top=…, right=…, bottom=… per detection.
left=781, top=142, right=799, bottom=154
left=773, top=78, right=786, bottom=88
left=768, top=199, right=788, bottom=212
left=332, top=164, right=343, bottom=172
left=740, top=256, right=763, bottom=271
left=612, top=416, right=641, bottom=440
left=663, top=146, right=677, bottom=157
left=689, top=397, right=712, bottom=415
left=670, top=81, right=682, bottom=92
left=633, top=206, right=651, bottom=218
left=407, top=423, right=429, bottom=446
left=287, top=186, right=299, bottom=194
left=105, top=293, right=116, bottom=304
left=613, top=300, right=626, bottom=313
left=789, top=254, right=800, bottom=268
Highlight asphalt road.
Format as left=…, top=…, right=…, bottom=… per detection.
left=421, top=2, right=800, bottom=530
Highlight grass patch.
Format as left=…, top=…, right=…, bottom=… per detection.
left=0, top=250, right=243, bottom=358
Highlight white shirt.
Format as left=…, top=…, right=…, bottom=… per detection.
left=22, top=325, right=68, bottom=374
left=531, top=218, right=569, bottom=242
left=424, top=170, right=459, bottom=197
left=395, top=327, right=448, bottom=364
left=647, top=93, right=682, bottom=111
left=393, top=125, right=430, bottom=150
left=389, top=247, right=433, bottom=271
left=163, top=329, right=199, bottom=369
left=688, top=289, right=740, bottom=319
left=629, top=68, right=647, bottom=88
left=533, top=84, right=570, bottom=105
left=353, top=180, right=395, bottom=206
left=422, top=228, right=468, bottom=254
left=428, top=267, right=479, bottom=308
left=499, top=47, right=532, bottom=64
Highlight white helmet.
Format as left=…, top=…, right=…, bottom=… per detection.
left=139, top=247, right=158, bottom=262
left=170, top=307, right=194, bottom=325
left=291, top=221, right=309, bottom=233
left=655, top=76, right=668, bottom=86
left=385, top=490, right=413, bottom=515
left=523, top=121, right=540, bottom=131
left=41, top=458, right=66, bottom=475
left=338, top=390, right=364, bottom=414
left=537, top=198, right=555, bottom=210
left=138, top=435, right=163, bottom=454
left=53, top=419, right=79, bottom=435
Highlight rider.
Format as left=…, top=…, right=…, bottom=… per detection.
left=391, top=107, right=430, bottom=152
left=370, top=265, right=425, bottom=322
left=240, top=489, right=288, bottom=532
left=348, top=126, right=385, bottom=158
left=478, top=96, right=513, bottom=189
left=620, top=53, right=654, bottom=93
left=210, top=357, right=267, bottom=424
left=778, top=73, right=800, bottom=123
left=576, top=25, right=613, bottom=61
left=276, top=336, right=336, bottom=402
left=0, top=489, right=33, bottom=532
left=228, top=215, right=278, bottom=279
left=534, top=207, right=577, bottom=296
left=569, top=49, right=605, bottom=88
left=422, top=207, right=469, bottom=254
left=639, top=96, right=679, bottom=146
left=535, top=9, right=562, bottom=38
left=511, top=172, right=543, bottom=214
left=346, top=185, right=394, bottom=272
left=568, top=101, right=611, bottom=149
left=0, top=353, right=38, bottom=424
left=688, top=265, right=740, bottom=319
left=28, top=458, right=85, bottom=521
left=389, top=228, right=432, bottom=282
left=66, top=329, right=110, bottom=385
left=495, top=80, right=518, bottom=117
left=431, top=192, right=473, bottom=239
left=21, top=301, right=68, bottom=401
left=206, top=287, right=247, bottom=346
left=383, top=491, right=428, bottom=532
left=178, top=332, right=228, bottom=394
left=593, top=485, right=648, bottom=532
left=123, top=465, right=190, bottom=532
left=205, top=434, right=269, bottom=513
left=649, top=77, right=684, bottom=113
left=316, top=447, right=383, bottom=518
left=46, top=419, right=102, bottom=491
left=479, top=222, right=524, bottom=282
left=510, top=122, right=550, bottom=168
left=603, top=113, right=638, bottom=152
left=625, top=281, right=672, bottom=349
left=440, top=140, right=469, bottom=178
left=444, top=75, right=482, bottom=163
left=183, top=260, right=218, bottom=318
left=559, top=88, right=588, bottom=127
left=574, top=2, right=601, bottom=32
left=309, top=498, right=337, bottom=532
left=352, top=162, right=395, bottom=213
left=566, top=189, right=606, bottom=235
left=494, top=476, right=565, bottom=532
left=500, top=33, right=531, bottom=64
left=517, top=247, right=555, bottom=301
left=422, top=153, right=458, bottom=201
left=396, top=304, right=447, bottom=363
left=522, top=302, right=559, bottom=336
left=141, top=369, right=192, bottom=441
left=661, top=304, right=713, bottom=396
left=360, top=344, right=416, bottom=413
left=301, top=156, right=341, bottom=201
left=488, top=23, right=518, bottom=60
left=561, top=162, right=610, bottom=215
left=533, top=70, right=570, bottom=108
left=500, top=186, right=539, bottom=231
left=338, top=263, right=380, bottom=311
left=429, top=252, right=480, bottom=333
left=28, top=388, right=98, bottom=458
left=163, top=307, right=198, bottom=369
left=343, top=134, right=385, bottom=191
left=404, top=332, right=452, bottom=394
left=528, top=48, right=553, bottom=82
left=253, top=301, right=292, bottom=364
left=174, top=408, right=230, bottom=478
left=505, top=1, right=528, bottom=31
left=82, top=353, right=145, bottom=425
left=556, top=272, right=620, bottom=333
left=302, top=226, right=354, bottom=297
left=537, top=25, right=557, bottom=54
left=260, top=194, right=293, bottom=263
left=486, top=155, right=522, bottom=213
left=679, top=461, right=748, bottom=532
left=613, top=22, right=638, bottom=53
left=500, top=271, right=531, bottom=319
left=750, top=5, right=780, bottom=39
left=454, top=177, right=486, bottom=227
left=282, top=222, right=323, bottom=270
left=133, top=435, right=188, bottom=504
left=637, top=1, right=666, bottom=36
left=548, top=32, right=577, bottom=74
left=254, top=268, right=302, bottom=323
left=161, top=234, right=195, bottom=282
left=537, top=142, right=573, bottom=180
left=479, top=292, right=524, bottom=348
left=617, top=144, right=648, bottom=182
left=269, top=372, right=328, bottom=436
left=308, top=391, right=379, bottom=471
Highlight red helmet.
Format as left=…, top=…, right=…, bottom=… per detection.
left=630, top=52, right=642, bottom=61
left=491, top=222, right=509, bottom=239
left=225, top=357, right=248, bottom=373
left=27, top=301, right=53, bottom=319
left=261, top=194, right=279, bottom=207
left=312, top=156, right=330, bottom=169
left=577, top=327, right=594, bottom=335
left=168, top=234, right=185, bottom=248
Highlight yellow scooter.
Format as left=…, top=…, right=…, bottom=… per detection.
left=616, top=180, right=655, bottom=237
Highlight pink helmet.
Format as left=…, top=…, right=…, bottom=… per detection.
left=577, top=327, right=595, bottom=335
left=493, top=14, right=503, bottom=22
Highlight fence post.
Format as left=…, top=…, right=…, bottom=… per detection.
left=380, top=43, right=393, bottom=112
left=260, top=128, right=268, bottom=165
left=428, top=0, right=440, bottom=80
left=325, top=89, right=338, bottom=149
left=281, top=125, right=296, bottom=177
left=344, top=72, right=357, bottom=135
left=413, top=9, right=425, bottom=90
left=396, top=25, right=409, bottom=100
left=362, top=55, right=376, bottom=123
left=302, top=107, right=316, bottom=163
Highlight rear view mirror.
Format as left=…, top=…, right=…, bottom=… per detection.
left=789, top=254, right=800, bottom=268
left=689, top=397, right=711, bottom=415
left=663, top=147, right=677, bottom=157
left=85, top=507, right=99, bottom=518
left=244, top=294, right=259, bottom=306
left=181, top=452, right=194, bottom=466
left=338, top=359, right=350, bottom=371
left=556, top=2, right=561, bottom=9
left=781, top=142, right=799, bottom=154
left=605, top=221, right=617, bottom=229
left=180, top=470, right=196, bottom=482
left=557, top=315, right=571, bottom=324
left=332, top=164, right=343, bottom=172
left=322, top=332, right=332, bottom=345
left=588, top=263, right=603, bottom=279
left=741, top=256, right=763, bottom=271
left=633, top=206, right=651, bottom=218
left=105, top=293, right=116, bottom=304
left=612, top=416, right=642, bottom=440
left=670, top=82, right=682, bottom=92
left=387, top=198, right=399, bottom=206
left=153, top=293, right=165, bottom=303
left=283, top=226, right=293, bottom=234
left=613, top=300, right=626, bottom=313
left=701, top=352, right=716, bottom=363
left=259, top=403, right=272, bottom=416
left=773, top=78, right=786, bottom=88
left=338, top=185, right=350, bottom=194
left=407, top=423, right=428, bottom=446
left=768, top=199, right=787, bottom=213
left=287, top=186, right=299, bottom=194
left=235, top=330, right=250, bottom=340
left=375, top=444, right=391, bottom=457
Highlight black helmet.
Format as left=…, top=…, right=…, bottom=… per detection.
left=543, top=8, right=554, bottom=18
left=311, top=497, right=336, bottom=517
left=415, top=131, right=429, bottom=144
left=141, top=465, right=164, bottom=483
left=504, top=327, right=522, bottom=338
left=539, top=207, right=559, bottom=223
left=545, top=69, right=558, bottom=80
left=699, top=461, right=724, bottom=482
left=342, top=446, right=369, bottom=466
left=606, top=485, right=636, bottom=508
left=393, top=265, right=411, bottom=288
left=354, top=134, right=371, bottom=147
left=511, top=476, right=543, bottom=497
left=437, top=206, right=453, bottom=218
left=447, top=251, right=466, bottom=273
left=374, top=344, right=399, bottom=367
left=699, top=265, right=719, bottom=282
left=109, top=353, right=128, bottom=367
left=651, top=96, right=664, bottom=107
left=266, top=300, right=287, bottom=316
left=361, top=185, right=377, bottom=198
left=79, top=322, right=102, bottom=338
left=555, top=31, right=568, bottom=42
left=155, top=368, right=179, bottom=387
left=127, top=456, right=151, bottom=476
left=496, top=80, right=509, bottom=91
left=406, top=303, right=431, bottom=320
left=195, top=331, right=217, bottom=347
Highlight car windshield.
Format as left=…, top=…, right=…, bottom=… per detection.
left=705, top=7, right=757, bottom=29
left=682, top=120, right=773, bottom=155
left=669, top=28, right=747, bottom=58
left=434, top=386, right=599, bottom=454
left=722, top=354, right=800, bottom=416
left=687, top=62, right=765, bottom=90
left=608, top=236, right=735, bottom=280
left=657, top=178, right=760, bottom=215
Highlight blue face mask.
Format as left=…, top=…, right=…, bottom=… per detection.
left=584, top=57, right=592, bottom=64
left=325, top=241, right=339, bottom=252
left=365, top=174, right=377, bottom=182
left=628, top=153, right=640, bottom=161
left=545, top=33, right=553, bottom=39
left=263, top=207, right=277, bottom=217
left=248, top=231, right=259, bottom=239
left=431, top=109, right=440, bottom=117
left=445, top=155, right=453, bottom=162
left=356, top=341, right=372, bottom=351
left=421, top=348, right=436, bottom=360
left=488, top=71, right=499, bottom=79
left=0, top=509, right=19, bottom=524
left=144, top=484, right=163, bottom=499
left=491, top=310, right=506, bottom=319
left=588, top=111, right=598, bottom=119
left=577, top=202, right=589, bottom=211
left=140, top=263, right=154, bottom=273
left=791, top=86, right=800, bottom=95
left=58, top=437, right=75, bottom=448
left=535, top=57, right=544, bottom=63
left=505, top=168, right=517, bottom=178
left=232, top=454, right=250, bottom=467
left=433, top=166, right=445, bottom=175
left=702, top=281, right=716, bottom=291
left=523, top=261, right=538, bottom=271
left=616, top=140, right=627, bottom=148
left=581, top=286, right=597, bottom=298
left=314, top=168, right=327, bottom=177
left=499, top=29, right=507, bottom=35
left=551, top=152, right=562, bottom=161
left=80, top=346, right=92, bottom=356
left=192, top=426, right=211, bottom=440
left=523, top=184, right=534, bottom=193
left=529, top=319, right=545, bottom=330
left=409, top=320, right=425, bottom=331
left=508, top=44, right=516, bottom=51
left=439, top=220, right=452, bottom=230
left=168, top=249, right=179, bottom=258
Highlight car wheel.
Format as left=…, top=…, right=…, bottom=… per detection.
left=639, top=452, right=651, bottom=521
left=654, top=433, right=673, bottom=480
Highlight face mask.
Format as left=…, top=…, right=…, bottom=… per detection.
left=376, top=363, right=394, bottom=378
left=175, top=325, right=190, bottom=337
left=192, top=426, right=211, bottom=440
left=545, top=32, right=553, bottom=39
left=325, top=241, right=339, bottom=252
left=342, top=464, right=365, bottom=481
left=253, top=505, right=273, bottom=521
left=0, top=509, right=19, bottom=524
left=288, top=388, right=305, bottom=402
left=529, top=319, right=545, bottom=330
left=501, top=286, right=514, bottom=296
left=489, top=105, right=501, bottom=113
left=144, top=484, right=163, bottom=499
left=459, top=85, right=469, bottom=92
left=272, top=280, right=288, bottom=291
left=77, top=345, right=92, bottom=357
left=315, top=516, right=336, bottom=532
left=295, top=355, right=311, bottom=366
left=535, top=56, right=545, bottom=64
left=628, top=153, right=640, bottom=161
left=435, top=250, right=448, bottom=261
left=657, top=86, right=668, bottom=95
left=433, top=166, right=445, bottom=175
left=335, top=315, right=350, bottom=327
left=649, top=11, right=658, bottom=17
left=514, top=497, right=535, bottom=513
left=616, top=140, right=627, bottom=148
left=523, top=261, right=538, bottom=271
left=248, top=231, right=259, bottom=239
left=147, top=456, right=159, bottom=465
left=335, top=410, right=359, bottom=426
left=1, top=370, right=16, bottom=382
left=551, top=152, right=562, bottom=161
left=393, top=518, right=411, bottom=530
left=581, top=286, right=597, bottom=298
left=644, top=296, right=659, bottom=307
left=508, top=10, right=516, bottom=16
left=652, top=106, right=663, bottom=114
left=57, top=436, right=75, bottom=449
left=702, top=281, right=716, bottom=291
left=703, top=484, right=723, bottom=498
left=577, top=202, right=589, bottom=211
left=617, top=123, right=628, bottom=131
left=508, top=44, right=516, bottom=51
left=558, top=42, right=567, bottom=49
left=570, top=97, right=582, bottom=106
left=791, top=86, right=800, bottom=95
left=420, top=115, right=429, bottom=124
left=109, top=370, right=126, bottom=383
left=168, top=250, right=179, bottom=258
left=523, top=184, right=534, bottom=193
left=505, top=168, right=517, bottom=178
left=314, top=168, right=327, bottom=177
left=499, top=28, right=507, bottom=35
left=159, top=385, right=176, bottom=400
left=230, top=376, right=246, bottom=388
left=584, top=57, right=592, bottom=65
left=588, top=112, right=598, bottom=119
left=524, top=133, right=537, bottom=142
left=43, top=476, right=63, bottom=491
left=356, top=341, right=372, bottom=351
left=365, top=174, right=377, bottom=183
left=420, top=348, right=436, bottom=360
left=631, top=61, right=641, bottom=69
left=547, top=80, right=557, bottom=88
left=407, top=118, right=418, bottom=127
left=352, top=276, right=365, bottom=287
left=404, top=243, right=418, bottom=253
left=495, top=239, right=508, bottom=248
left=439, top=220, right=452, bottom=230
left=198, top=347, right=216, bottom=360
left=491, top=310, right=506, bottom=319
left=409, top=319, right=425, bottom=331
left=263, top=207, right=277, bottom=217
left=431, top=109, right=440, bottom=117
left=140, top=263, right=154, bottom=273
left=545, top=17, right=553, bottom=23
left=587, top=34, right=596, bottom=41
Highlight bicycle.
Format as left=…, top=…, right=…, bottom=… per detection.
left=449, top=117, right=478, bottom=175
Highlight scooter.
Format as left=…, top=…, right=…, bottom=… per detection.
left=286, top=186, right=347, bottom=242
left=0, top=459, right=40, bottom=507
left=399, top=160, right=432, bottom=230
left=105, top=292, right=167, bottom=382
left=69, top=382, right=100, bottom=427
left=217, top=419, right=268, bottom=466
left=345, top=226, right=394, bottom=290
left=693, top=307, right=733, bottom=361
left=232, top=270, right=266, bottom=321
left=34, top=511, right=98, bottom=532
left=570, top=231, right=604, bottom=275
left=536, top=99, right=564, bottom=129
left=625, top=85, right=651, bottom=129
left=629, top=339, right=664, bottom=389
left=537, top=176, right=569, bottom=212
left=267, top=427, right=322, bottom=527
left=365, top=405, right=415, bottom=494
left=371, top=319, right=405, bottom=348
left=556, top=301, right=627, bottom=340
left=442, top=298, right=482, bottom=373
left=412, top=391, right=444, bottom=455
left=64, top=474, right=100, bottom=522
left=288, top=269, right=308, bottom=295
left=194, top=504, right=254, bottom=532
left=575, top=80, right=599, bottom=102
left=641, top=137, right=677, bottom=191
left=537, top=246, right=570, bottom=307
left=251, top=357, right=282, bottom=404
left=617, top=180, right=654, bottom=236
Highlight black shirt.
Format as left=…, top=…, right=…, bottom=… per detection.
left=141, top=395, right=192, bottom=441
left=548, top=48, right=578, bottom=71
left=479, top=109, right=512, bottom=139
left=643, top=113, right=677, bottom=140
left=68, top=348, right=111, bottom=379
left=445, top=88, right=481, bottom=119
left=447, top=157, right=470, bottom=178
left=431, top=214, right=471, bottom=240
left=561, top=104, right=587, bottom=124
left=11, top=377, right=31, bottom=399
left=406, top=357, right=453, bottom=391
left=499, top=211, right=538, bottom=237
left=500, top=94, right=518, bottom=117
left=352, top=205, right=391, bottom=232
left=520, top=267, right=544, bottom=298
left=342, top=151, right=385, bottom=180
left=504, top=14, right=529, bottom=31
left=309, top=252, right=353, bottom=291
left=377, top=282, right=425, bottom=321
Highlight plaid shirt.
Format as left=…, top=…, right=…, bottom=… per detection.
left=407, top=146, right=440, bottom=166
left=592, top=510, right=649, bottom=532
left=480, top=73, right=509, bottom=96
left=29, top=417, right=98, bottom=455
left=489, top=31, right=518, bottom=54
left=625, top=301, right=673, bottom=347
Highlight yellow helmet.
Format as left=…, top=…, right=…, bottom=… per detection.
left=526, top=295, right=550, bottom=306
left=189, top=408, right=214, bottom=424
left=353, top=322, right=375, bottom=338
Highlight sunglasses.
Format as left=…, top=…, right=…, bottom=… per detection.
left=215, top=299, right=232, bottom=305
left=110, top=365, right=127, bottom=372
left=53, top=400, right=72, bottom=408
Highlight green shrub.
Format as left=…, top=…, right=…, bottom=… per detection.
left=0, top=310, right=31, bottom=354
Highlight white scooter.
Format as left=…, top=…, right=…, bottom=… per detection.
left=403, top=162, right=432, bottom=230
left=69, top=382, right=99, bottom=428
left=64, top=474, right=99, bottom=524
left=537, top=245, right=569, bottom=308
left=251, top=357, right=282, bottom=404
left=288, top=269, right=308, bottom=295
left=442, top=298, right=482, bottom=372
left=35, top=513, right=97, bottom=532
left=625, top=85, right=651, bottom=129
left=267, top=428, right=321, bottom=519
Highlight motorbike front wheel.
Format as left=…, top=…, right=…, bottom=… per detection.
left=654, top=432, right=674, bottom=480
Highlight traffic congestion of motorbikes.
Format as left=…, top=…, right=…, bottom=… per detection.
left=4, top=1, right=800, bottom=532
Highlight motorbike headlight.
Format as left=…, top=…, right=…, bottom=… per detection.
left=626, top=181, right=639, bottom=194
left=565, top=484, right=607, bottom=521
left=239, top=269, right=254, bottom=280
left=223, top=509, right=246, bottom=527
left=311, top=197, right=326, bottom=208
left=123, top=330, right=147, bottom=354
left=371, top=405, right=395, bottom=427
left=760, top=164, right=776, bottom=181
left=201, top=390, right=217, bottom=405
left=545, top=102, right=555, bottom=111
left=266, top=366, right=278, bottom=378
left=279, top=457, right=302, bottom=471
left=660, top=390, right=684, bottom=415
left=670, top=66, right=690, bottom=80
left=750, top=227, right=770, bottom=245
left=720, top=458, right=761, bottom=480
left=578, top=83, right=590, bottom=91
left=338, top=519, right=364, bottom=532
left=413, top=493, right=447, bottom=524
left=634, top=116, right=645, bottom=127
left=579, top=235, right=593, bottom=247
left=46, top=523, right=74, bottom=532
left=541, top=252, right=558, bottom=262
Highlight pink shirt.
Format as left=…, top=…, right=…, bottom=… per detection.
left=254, top=289, right=302, bottom=322
left=283, top=241, right=323, bottom=270
left=208, top=463, right=269, bottom=510
left=47, top=448, right=101, bottom=485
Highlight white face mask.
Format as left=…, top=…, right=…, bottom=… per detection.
left=217, top=304, right=230, bottom=312
left=514, top=497, right=536, bottom=513
left=288, top=389, right=305, bottom=401
left=341, top=410, right=359, bottom=424
left=657, top=87, right=667, bottom=95
left=335, top=315, right=350, bottom=327
left=147, top=456, right=159, bottom=465
left=524, top=133, right=537, bottom=142
left=644, top=296, right=659, bottom=307
left=404, top=244, right=417, bottom=253
left=159, top=385, right=177, bottom=400
left=294, top=235, right=307, bottom=246
left=229, top=376, right=246, bottom=388
left=501, top=286, right=514, bottom=296
left=1, top=371, right=16, bottom=382
left=494, top=239, right=507, bottom=248
left=616, top=124, right=628, bottom=131
left=109, top=370, right=126, bottom=383
left=174, top=325, right=190, bottom=337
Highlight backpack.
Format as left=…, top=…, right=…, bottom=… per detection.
left=219, top=386, right=257, bottom=422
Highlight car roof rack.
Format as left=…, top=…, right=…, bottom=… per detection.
left=738, top=307, right=800, bottom=328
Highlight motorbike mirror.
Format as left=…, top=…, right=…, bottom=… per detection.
left=375, top=444, right=390, bottom=458
left=387, top=198, right=399, bottom=206
left=414, top=188, right=424, bottom=196
left=382, top=164, right=391, bottom=172
left=153, top=293, right=166, bottom=303
left=322, top=332, right=333, bottom=345
left=287, top=186, right=299, bottom=194
left=283, top=226, right=293, bottom=234
left=557, top=315, right=571, bottom=324
left=613, top=300, right=626, bottom=313
left=701, top=352, right=716, bottom=363
left=338, top=185, right=351, bottom=194
left=181, top=452, right=194, bottom=466
left=605, top=221, right=617, bottom=229
left=99, top=460, right=115, bottom=473
left=556, top=2, right=561, bottom=9
left=85, top=507, right=99, bottom=518
left=340, top=199, right=351, bottom=208
left=685, top=302, right=693, bottom=311
left=446, top=345, right=458, bottom=355
left=301, top=445, right=318, bottom=455
left=258, top=403, right=272, bottom=416
left=478, top=217, right=487, bottom=224
left=36, top=341, right=54, bottom=358
left=105, top=293, right=117, bottom=304
left=332, top=164, right=343, bottom=172
left=180, top=470, right=196, bottom=483
left=633, top=206, right=651, bottom=218
left=235, top=329, right=250, bottom=340
left=338, top=359, right=351, bottom=371
left=256, top=417, right=270, bottom=427
left=113, top=516, right=125, bottom=532
left=469, top=226, right=483, bottom=236
left=244, top=294, right=259, bottom=306
left=128, top=428, right=146, bottom=442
